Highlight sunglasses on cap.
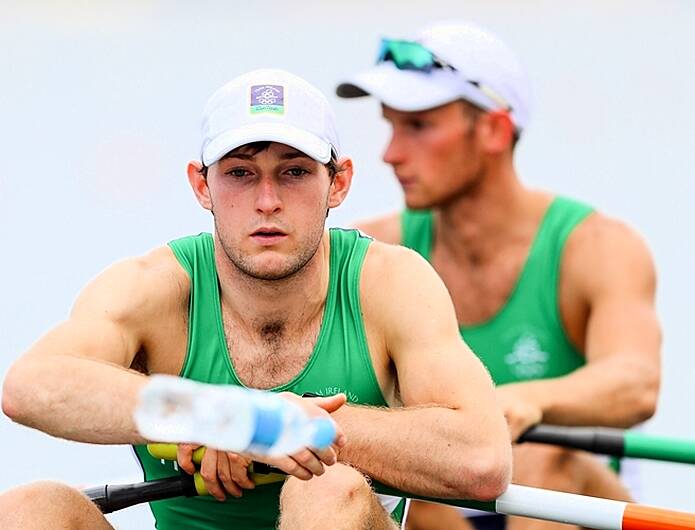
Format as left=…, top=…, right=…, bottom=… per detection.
left=376, top=38, right=513, bottom=112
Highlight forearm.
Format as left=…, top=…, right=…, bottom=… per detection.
left=333, top=404, right=510, bottom=500
left=2, top=354, right=148, bottom=444
left=511, top=354, right=659, bottom=428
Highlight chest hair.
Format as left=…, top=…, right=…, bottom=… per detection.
left=224, top=315, right=322, bottom=390
left=433, top=247, right=527, bottom=325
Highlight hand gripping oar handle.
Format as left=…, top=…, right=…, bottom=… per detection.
left=147, top=443, right=287, bottom=488
left=84, top=445, right=286, bottom=513
left=518, top=425, right=695, bottom=464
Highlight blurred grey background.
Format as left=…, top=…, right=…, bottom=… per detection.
left=1, top=1, right=693, bottom=527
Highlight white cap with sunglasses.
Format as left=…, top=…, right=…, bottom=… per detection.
left=337, top=21, right=531, bottom=132
left=201, top=68, right=340, bottom=167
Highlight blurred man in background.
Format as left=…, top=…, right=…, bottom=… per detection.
left=338, top=21, right=661, bottom=530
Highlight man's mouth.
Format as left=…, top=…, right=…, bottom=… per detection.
left=397, top=176, right=416, bottom=188
left=250, top=228, right=288, bottom=245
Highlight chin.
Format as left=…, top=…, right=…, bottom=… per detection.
left=244, top=256, right=303, bottom=281
left=404, top=194, right=437, bottom=211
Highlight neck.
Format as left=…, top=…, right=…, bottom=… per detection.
left=434, top=163, right=545, bottom=264
left=214, top=232, right=330, bottom=333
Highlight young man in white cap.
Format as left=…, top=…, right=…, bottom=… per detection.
left=338, top=21, right=661, bottom=530
left=1, top=69, right=511, bottom=529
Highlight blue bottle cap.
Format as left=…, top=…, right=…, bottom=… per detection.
left=311, top=418, right=337, bottom=449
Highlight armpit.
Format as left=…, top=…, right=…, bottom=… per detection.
left=130, top=349, right=148, bottom=375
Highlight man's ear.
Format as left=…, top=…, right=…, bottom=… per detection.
left=327, top=157, right=353, bottom=209
left=187, top=161, right=213, bottom=211
left=479, top=111, right=515, bottom=154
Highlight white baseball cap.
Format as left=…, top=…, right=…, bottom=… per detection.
left=201, top=69, right=340, bottom=166
left=337, top=21, right=532, bottom=131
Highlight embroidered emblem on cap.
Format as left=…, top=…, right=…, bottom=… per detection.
left=250, top=85, right=285, bottom=115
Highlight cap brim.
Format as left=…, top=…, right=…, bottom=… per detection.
left=337, top=62, right=469, bottom=112
left=203, top=122, right=332, bottom=166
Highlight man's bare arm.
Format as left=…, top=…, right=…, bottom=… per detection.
left=334, top=244, right=511, bottom=500
left=498, top=215, right=661, bottom=438
left=1, top=247, right=184, bottom=444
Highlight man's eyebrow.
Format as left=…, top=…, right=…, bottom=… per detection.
left=221, top=152, right=254, bottom=161
left=280, top=151, right=313, bottom=161
left=218, top=150, right=312, bottom=161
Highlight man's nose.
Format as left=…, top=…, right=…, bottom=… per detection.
left=382, top=132, right=406, bottom=167
left=255, top=177, right=282, bottom=215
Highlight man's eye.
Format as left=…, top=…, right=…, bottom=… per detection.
left=406, top=119, right=427, bottom=131
left=226, top=168, right=250, bottom=178
left=285, top=167, right=309, bottom=178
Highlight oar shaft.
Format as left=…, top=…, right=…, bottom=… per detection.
left=497, top=485, right=695, bottom=530
left=370, top=482, right=496, bottom=512
left=624, top=432, right=695, bottom=464
left=496, top=485, right=626, bottom=529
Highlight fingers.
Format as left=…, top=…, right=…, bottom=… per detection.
left=290, top=448, right=328, bottom=477
left=332, top=426, right=347, bottom=450
left=310, top=393, right=347, bottom=414
left=308, top=445, right=337, bottom=466
left=227, top=453, right=255, bottom=490
left=186, top=448, right=255, bottom=501
left=176, top=444, right=199, bottom=475
left=216, top=453, right=242, bottom=498
left=256, top=454, right=315, bottom=481
left=290, top=393, right=348, bottom=448
left=255, top=446, right=332, bottom=481
left=199, top=449, right=227, bottom=501
left=504, top=406, right=542, bottom=442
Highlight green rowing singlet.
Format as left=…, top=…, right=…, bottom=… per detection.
left=133, top=229, right=404, bottom=529
left=401, top=196, right=593, bottom=385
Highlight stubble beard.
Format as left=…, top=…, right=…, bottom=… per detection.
left=212, top=214, right=326, bottom=282
left=433, top=136, right=487, bottom=209
left=407, top=165, right=485, bottom=210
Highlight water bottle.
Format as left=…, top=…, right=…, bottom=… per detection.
left=134, top=375, right=337, bottom=456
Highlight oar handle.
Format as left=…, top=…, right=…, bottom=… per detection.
left=147, top=444, right=287, bottom=487
left=84, top=475, right=201, bottom=514
left=86, top=472, right=495, bottom=514
left=146, top=443, right=494, bottom=509
left=519, top=425, right=695, bottom=464
left=518, top=425, right=624, bottom=456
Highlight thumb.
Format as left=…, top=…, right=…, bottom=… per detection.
left=312, top=393, right=347, bottom=413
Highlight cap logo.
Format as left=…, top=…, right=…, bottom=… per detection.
left=250, top=85, right=285, bottom=115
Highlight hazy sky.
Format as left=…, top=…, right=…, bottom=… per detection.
left=1, top=1, right=694, bottom=527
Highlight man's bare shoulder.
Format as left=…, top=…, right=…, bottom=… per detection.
left=564, top=211, right=656, bottom=295
left=72, top=245, right=189, bottom=326
left=353, top=212, right=402, bottom=245
left=362, top=239, right=434, bottom=281
left=360, top=240, right=453, bottom=321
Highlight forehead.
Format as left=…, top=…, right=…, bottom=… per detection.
left=381, top=101, right=467, bottom=120
left=220, top=142, right=315, bottom=162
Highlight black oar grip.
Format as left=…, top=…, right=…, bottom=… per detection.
left=84, top=475, right=197, bottom=514
left=519, top=425, right=625, bottom=457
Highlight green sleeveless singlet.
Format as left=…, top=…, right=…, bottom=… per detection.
left=401, top=197, right=593, bottom=385
left=133, top=228, right=405, bottom=529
